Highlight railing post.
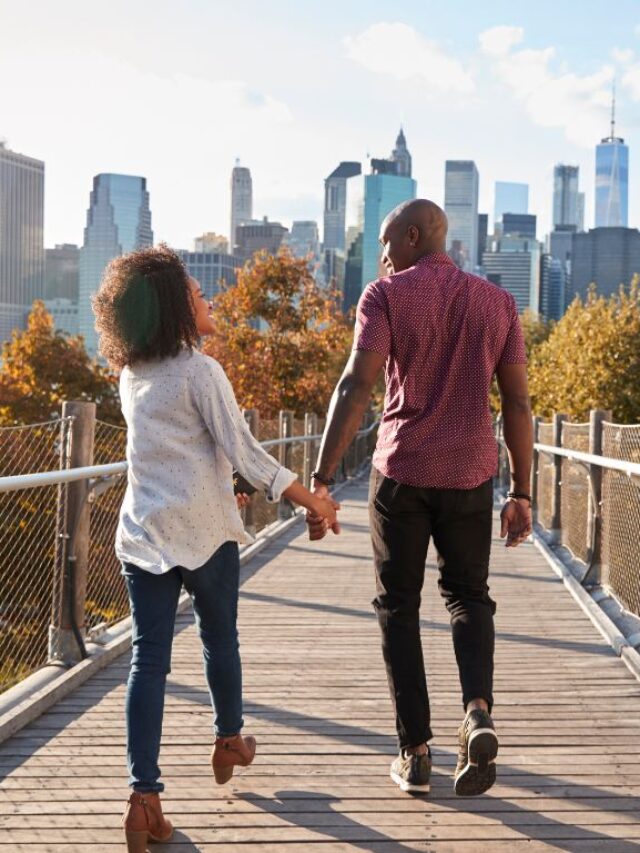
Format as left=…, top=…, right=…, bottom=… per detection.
left=242, top=408, right=259, bottom=536
left=49, top=401, right=95, bottom=664
left=549, top=412, right=566, bottom=544
left=583, top=409, right=609, bottom=585
left=531, top=415, right=541, bottom=524
left=278, top=410, right=294, bottom=519
left=303, top=412, right=318, bottom=489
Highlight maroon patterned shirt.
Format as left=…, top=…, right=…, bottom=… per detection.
left=354, top=252, right=527, bottom=489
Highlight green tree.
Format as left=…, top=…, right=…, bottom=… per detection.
left=203, top=249, right=353, bottom=417
left=0, top=301, right=122, bottom=426
left=528, top=279, right=640, bottom=423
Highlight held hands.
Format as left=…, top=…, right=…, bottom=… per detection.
left=500, top=497, right=532, bottom=547
left=306, top=483, right=341, bottom=540
left=235, top=493, right=251, bottom=510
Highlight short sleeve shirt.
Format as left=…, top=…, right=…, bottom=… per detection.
left=354, top=252, right=526, bottom=489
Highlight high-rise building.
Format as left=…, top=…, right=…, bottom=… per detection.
left=595, top=91, right=629, bottom=228
left=502, top=213, right=537, bottom=239
left=391, top=128, right=412, bottom=177
left=43, top=298, right=79, bottom=337
left=0, top=142, right=45, bottom=344
left=283, top=221, right=323, bottom=281
left=445, top=161, right=479, bottom=272
left=494, top=181, right=528, bottom=224
left=45, top=244, right=79, bottom=301
left=570, top=227, right=640, bottom=302
left=323, top=161, right=362, bottom=289
left=553, top=165, right=581, bottom=229
left=362, top=144, right=417, bottom=288
left=477, top=214, right=489, bottom=268
left=177, top=250, right=240, bottom=301
left=577, top=192, right=585, bottom=232
left=78, top=174, right=153, bottom=355
left=230, top=161, right=253, bottom=250
left=483, top=235, right=541, bottom=313
left=194, top=232, right=229, bottom=253
left=540, top=255, right=566, bottom=321
left=234, top=217, right=287, bottom=262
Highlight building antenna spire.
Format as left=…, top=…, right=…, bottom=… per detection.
left=610, top=79, right=616, bottom=139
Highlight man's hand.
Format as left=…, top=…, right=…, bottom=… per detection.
left=306, top=483, right=341, bottom=540
left=235, top=492, right=251, bottom=510
left=500, top=498, right=532, bottom=547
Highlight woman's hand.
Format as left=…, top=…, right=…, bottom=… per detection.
left=306, top=484, right=341, bottom=538
left=235, top=492, right=251, bottom=510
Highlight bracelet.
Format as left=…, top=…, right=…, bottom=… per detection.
left=507, top=491, right=532, bottom=504
left=311, top=471, right=335, bottom=487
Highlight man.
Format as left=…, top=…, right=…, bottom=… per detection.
left=307, top=199, right=532, bottom=796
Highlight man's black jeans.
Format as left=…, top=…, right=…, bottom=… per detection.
left=369, top=466, right=496, bottom=750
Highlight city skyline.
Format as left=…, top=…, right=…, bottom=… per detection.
left=1, top=1, right=639, bottom=249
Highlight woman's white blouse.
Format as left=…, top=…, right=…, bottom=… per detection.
left=116, top=348, right=297, bottom=574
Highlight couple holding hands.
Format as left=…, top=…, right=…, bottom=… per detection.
left=93, top=199, right=533, bottom=852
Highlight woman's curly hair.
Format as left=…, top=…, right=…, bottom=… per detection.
left=92, top=245, right=199, bottom=370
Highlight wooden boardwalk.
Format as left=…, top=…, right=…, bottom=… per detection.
left=1, top=476, right=640, bottom=852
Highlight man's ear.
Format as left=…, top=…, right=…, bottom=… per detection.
left=407, top=225, right=419, bottom=247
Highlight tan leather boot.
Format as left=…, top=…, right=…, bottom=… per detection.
left=123, top=791, right=173, bottom=852
left=211, top=733, right=257, bottom=784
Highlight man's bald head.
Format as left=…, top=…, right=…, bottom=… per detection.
left=378, top=199, right=448, bottom=275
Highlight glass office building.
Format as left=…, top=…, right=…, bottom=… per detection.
left=494, top=181, right=528, bottom=224
left=177, top=251, right=240, bottom=301
left=445, top=161, right=479, bottom=272
left=570, top=227, right=640, bottom=301
left=0, top=143, right=45, bottom=345
left=78, top=174, right=153, bottom=356
left=595, top=138, right=629, bottom=228
left=362, top=170, right=416, bottom=288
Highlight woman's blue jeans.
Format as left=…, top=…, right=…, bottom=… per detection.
left=122, top=540, right=243, bottom=792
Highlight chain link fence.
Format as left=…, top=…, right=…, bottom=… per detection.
left=85, top=421, right=128, bottom=635
left=560, top=423, right=590, bottom=563
left=1, top=407, right=378, bottom=693
left=0, top=420, right=69, bottom=691
left=601, top=423, right=640, bottom=615
left=536, top=422, right=555, bottom=529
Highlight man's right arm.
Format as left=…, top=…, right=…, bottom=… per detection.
left=496, top=362, right=533, bottom=546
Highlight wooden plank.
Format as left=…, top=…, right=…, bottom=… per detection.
left=1, top=476, right=639, bottom=852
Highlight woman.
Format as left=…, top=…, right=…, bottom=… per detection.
left=93, top=246, right=339, bottom=853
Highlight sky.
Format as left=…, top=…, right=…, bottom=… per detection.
left=1, top=0, right=639, bottom=249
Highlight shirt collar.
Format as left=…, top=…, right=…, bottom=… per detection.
left=415, top=252, right=455, bottom=267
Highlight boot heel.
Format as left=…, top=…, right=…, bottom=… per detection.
left=213, top=764, right=234, bottom=784
left=125, top=829, right=149, bottom=853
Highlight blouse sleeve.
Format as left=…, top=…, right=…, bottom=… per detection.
left=191, top=354, right=297, bottom=503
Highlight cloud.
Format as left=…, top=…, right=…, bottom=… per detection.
left=622, top=63, right=640, bottom=100
left=479, top=27, right=613, bottom=147
left=479, top=26, right=524, bottom=57
left=344, top=22, right=474, bottom=95
left=612, top=47, right=634, bottom=64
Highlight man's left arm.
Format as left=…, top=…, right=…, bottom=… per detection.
left=307, top=349, right=385, bottom=538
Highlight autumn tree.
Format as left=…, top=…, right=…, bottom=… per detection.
left=528, top=279, right=640, bottom=423
left=203, top=249, right=353, bottom=417
left=0, top=301, right=122, bottom=426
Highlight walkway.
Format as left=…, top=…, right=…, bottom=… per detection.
left=1, top=477, right=640, bottom=852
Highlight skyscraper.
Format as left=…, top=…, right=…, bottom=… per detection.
left=482, top=236, right=541, bottom=314
left=234, top=217, right=287, bottom=262
left=177, top=249, right=240, bottom=302
left=391, top=128, right=412, bottom=177
left=553, top=165, right=581, bottom=229
left=323, top=161, right=362, bottom=289
left=494, top=181, right=528, bottom=224
left=595, top=90, right=629, bottom=228
left=570, top=227, right=640, bottom=301
left=445, top=161, right=479, bottom=272
left=230, top=161, right=253, bottom=250
left=477, top=213, right=489, bottom=268
left=362, top=141, right=417, bottom=288
left=0, top=142, right=45, bottom=343
left=78, top=174, right=153, bottom=355
left=502, top=213, right=537, bottom=239
left=45, top=244, right=79, bottom=301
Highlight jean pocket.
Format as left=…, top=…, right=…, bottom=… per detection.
left=373, top=474, right=401, bottom=513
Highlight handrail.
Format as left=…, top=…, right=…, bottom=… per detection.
left=0, top=420, right=380, bottom=494
left=534, top=442, right=640, bottom=479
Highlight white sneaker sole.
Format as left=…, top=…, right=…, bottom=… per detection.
left=454, top=728, right=498, bottom=796
left=390, top=769, right=430, bottom=793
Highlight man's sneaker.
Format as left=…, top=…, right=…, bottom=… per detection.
left=390, top=747, right=431, bottom=793
left=454, top=709, right=498, bottom=796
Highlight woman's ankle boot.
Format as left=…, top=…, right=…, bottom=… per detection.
left=123, top=791, right=173, bottom=852
left=211, top=733, right=257, bottom=784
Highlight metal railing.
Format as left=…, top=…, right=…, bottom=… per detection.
left=496, top=410, right=640, bottom=618
left=0, top=404, right=378, bottom=693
